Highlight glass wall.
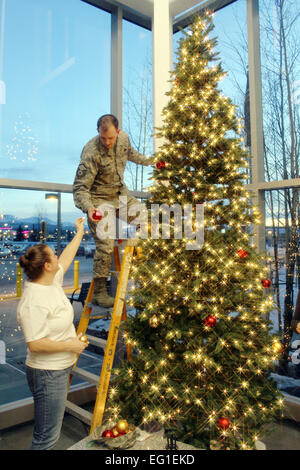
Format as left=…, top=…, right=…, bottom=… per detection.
left=1, top=0, right=299, bottom=423
left=0, top=0, right=110, bottom=183
left=0, top=0, right=111, bottom=409
left=259, top=0, right=300, bottom=377
left=0, top=189, right=93, bottom=296
left=259, top=0, right=300, bottom=183
left=0, top=188, right=98, bottom=406
left=122, top=19, right=153, bottom=192
left=212, top=1, right=248, bottom=114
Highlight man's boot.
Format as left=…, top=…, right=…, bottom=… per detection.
left=92, top=277, right=115, bottom=308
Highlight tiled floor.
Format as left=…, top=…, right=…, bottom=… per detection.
left=0, top=412, right=89, bottom=451
left=263, top=420, right=300, bottom=450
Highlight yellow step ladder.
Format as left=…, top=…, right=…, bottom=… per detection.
left=66, top=241, right=138, bottom=434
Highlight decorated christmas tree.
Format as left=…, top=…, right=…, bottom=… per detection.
left=107, top=12, right=284, bottom=450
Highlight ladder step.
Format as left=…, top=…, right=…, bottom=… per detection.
left=69, top=246, right=136, bottom=432
left=87, top=303, right=113, bottom=314
left=86, top=334, right=107, bottom=349
left=71, top=366, right=99, bottom=386
left=65, top=400, right=93, bottom=425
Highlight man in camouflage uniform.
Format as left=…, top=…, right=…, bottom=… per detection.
left=73, top=114, right=153, bottom=308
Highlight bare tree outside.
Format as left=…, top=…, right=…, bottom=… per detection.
left=218, top=0, right=299, bottom=371
left=123, top=55, right=154, bottom=192
left=260, top=0, right=300, bottom=371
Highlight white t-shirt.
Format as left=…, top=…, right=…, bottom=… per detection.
left=17, top=264, right=77, bottom=370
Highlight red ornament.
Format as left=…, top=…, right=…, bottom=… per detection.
left=205, top=315, right=217, bottom=328
left=262, top=279, right=271, bottom=288
left=93, top=210, right=103, bottom=221
left=156, top=160, right=166, bottom=170
left=102, top=429, right=114, bottom=438
left=117, top=239, right=123, bottom=244
left=218, top=417, right=230, bottom=430
left=237, top=249, right=248, bottom=259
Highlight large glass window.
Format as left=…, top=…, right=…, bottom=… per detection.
left=0, top=0, right=110, bottom=183
left=122, top=19, right=153, bottom=192
left=259, top=0, right=300, bottom=384
left=0, top=0, right=111, bottom=409
left=0, top=188, right=96, bottom=407
left=212, top=1, right=248, bottom=113
left=260, top=0, right=300, bottom=183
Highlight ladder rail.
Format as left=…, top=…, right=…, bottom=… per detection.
left=67, top=243, right=137, bottom=435
left=90, top=245, right=134, bottom=434
left=114, top=245, right=132, bottom=362
left=68, top=280, right=95, bottom=390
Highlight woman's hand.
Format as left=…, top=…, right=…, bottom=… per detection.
left=75, top=217, right=85, bottom=233
left=58, top=217, right=86, bottom=273
left=27, top=335, right=89, bottom=354
left=68, top=334, right=89, bottom=354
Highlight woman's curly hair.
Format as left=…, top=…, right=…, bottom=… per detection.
left=19, top=244, right=51, bottom=281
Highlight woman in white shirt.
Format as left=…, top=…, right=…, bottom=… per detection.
left=17, top=217, right=88, bottom=450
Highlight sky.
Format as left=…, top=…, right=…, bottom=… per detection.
left=0, top=0, right=248, bottom=222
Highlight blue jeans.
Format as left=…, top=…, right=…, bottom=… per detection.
left=26, top=365, right=73, bottom=450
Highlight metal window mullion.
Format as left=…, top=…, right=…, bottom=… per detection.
left=111, top=6, right=123, bottom=126
left=247, top=0, right=265, bottom=252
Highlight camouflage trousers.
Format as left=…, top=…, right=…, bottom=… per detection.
left=88, top=189, right=145, bottom=279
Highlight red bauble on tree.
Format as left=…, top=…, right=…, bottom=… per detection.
left=205, top=315, right=217, bottom=328
left=218, top=417, right=230, bottom=430
left=156, top=160, right=166, bottom=170
left=262, top=279, right=271, bottom=288
left=237, top=249, right=248, bottom=259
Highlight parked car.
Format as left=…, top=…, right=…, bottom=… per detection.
left=4, top=243, right=23, bottom=255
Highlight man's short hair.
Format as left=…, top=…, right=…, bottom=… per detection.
left=97, top=114, right=119, bottom=131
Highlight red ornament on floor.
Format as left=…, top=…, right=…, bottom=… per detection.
left=237, top=249, right=248, bottom=258
left=156, top=160, right=166, bottom=169
left=218, top=417, right=230, bottom=430
left=93, top=210, right=103, bottom=221
left=262, top=279, right=271, bottom=288
left=205, top=315, right=217, bottom=327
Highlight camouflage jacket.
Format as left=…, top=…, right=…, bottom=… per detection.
left=73, top=131, right=153, bottom=213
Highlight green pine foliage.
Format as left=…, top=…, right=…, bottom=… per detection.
left=107, top=12, right=284, bottom=450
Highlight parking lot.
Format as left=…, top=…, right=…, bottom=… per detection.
left=0, top=240, right=96, bottom=258
left=0, top=251, right=94, bottom=296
